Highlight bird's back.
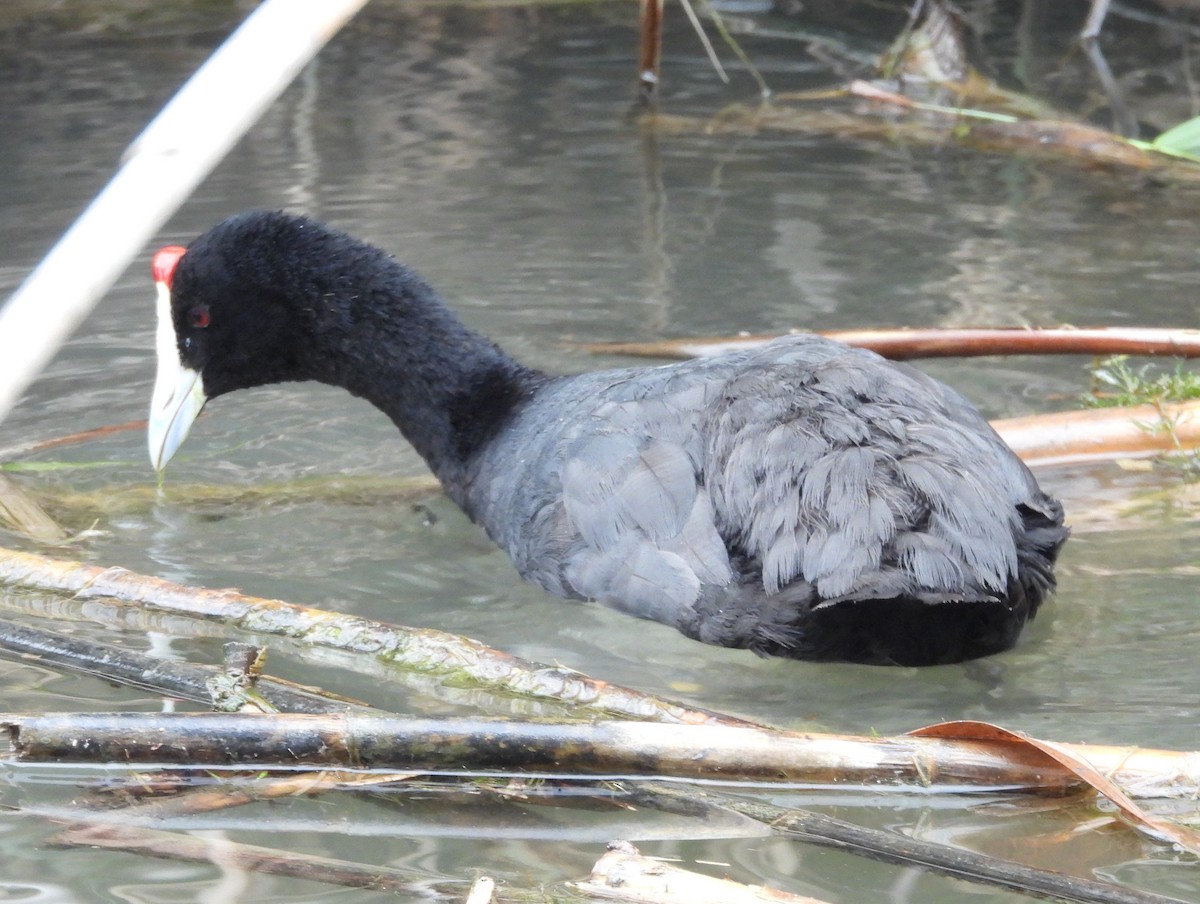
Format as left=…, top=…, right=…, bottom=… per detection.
left=464, top=335, right=1066, bottom=664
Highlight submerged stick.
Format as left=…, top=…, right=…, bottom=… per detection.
left=79, top=772, right=406, bottom=822
left=640, top=786, right=1187, bottom=904
left=0, top=618, right=368, bottom=714
left=47, top=822, right=464, bottom=899
left=0, top=546, right=763, bottom=728
left=579, top=326, right=1200, bottom=361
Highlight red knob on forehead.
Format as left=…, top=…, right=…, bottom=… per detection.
left=152, top=245, right=187, bottom=286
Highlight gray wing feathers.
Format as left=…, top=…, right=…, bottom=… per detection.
left=560, top=415, right=733, bottom=617
left=705, top=338, right=1035, bottom=603
left=563, top=435, right=696, bottom=545
left=470, top=334, right=1049, bottom=631
left=565, top=538, right=701, bottom=622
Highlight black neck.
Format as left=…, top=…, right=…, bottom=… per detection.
left=291, top=253, right=545, bottom=501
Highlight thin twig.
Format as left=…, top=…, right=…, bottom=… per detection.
left=577, top=326, right=1200, bottom=361
left=0, top=618, right=370, bottom=714
left=639, top=784, right=1188, bottom=904
left=0, top=419, right=146, bottom=462
left=679, top=0, right=729, bottom=83
left=698, top=0, right=770, bottom=96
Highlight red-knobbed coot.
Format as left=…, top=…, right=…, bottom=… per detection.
left=148, top=211, right=1067, bottom=666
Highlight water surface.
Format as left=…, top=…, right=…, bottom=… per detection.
left=1, top=2, right=1198, bottom=901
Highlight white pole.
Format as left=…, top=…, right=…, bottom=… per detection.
left=0, top=0, right=369, bottom=424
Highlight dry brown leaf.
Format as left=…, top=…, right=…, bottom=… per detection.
left=910, top=721, right=1200, bottom=855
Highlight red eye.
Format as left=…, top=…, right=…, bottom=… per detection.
left=187, top=305, right=211, bottom=329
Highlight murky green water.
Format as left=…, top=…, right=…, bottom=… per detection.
left=1, top=1, right=1198, bottom=901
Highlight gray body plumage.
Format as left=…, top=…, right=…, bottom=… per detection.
left=466, top=335, right=1064, bottom=664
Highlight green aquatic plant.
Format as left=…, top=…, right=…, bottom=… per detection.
left=1086, top=355, right=1200, bottom=477
left=1150, top=114, right=1200, bottom=162
left=1086, top=355, right=1200, bottom=408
